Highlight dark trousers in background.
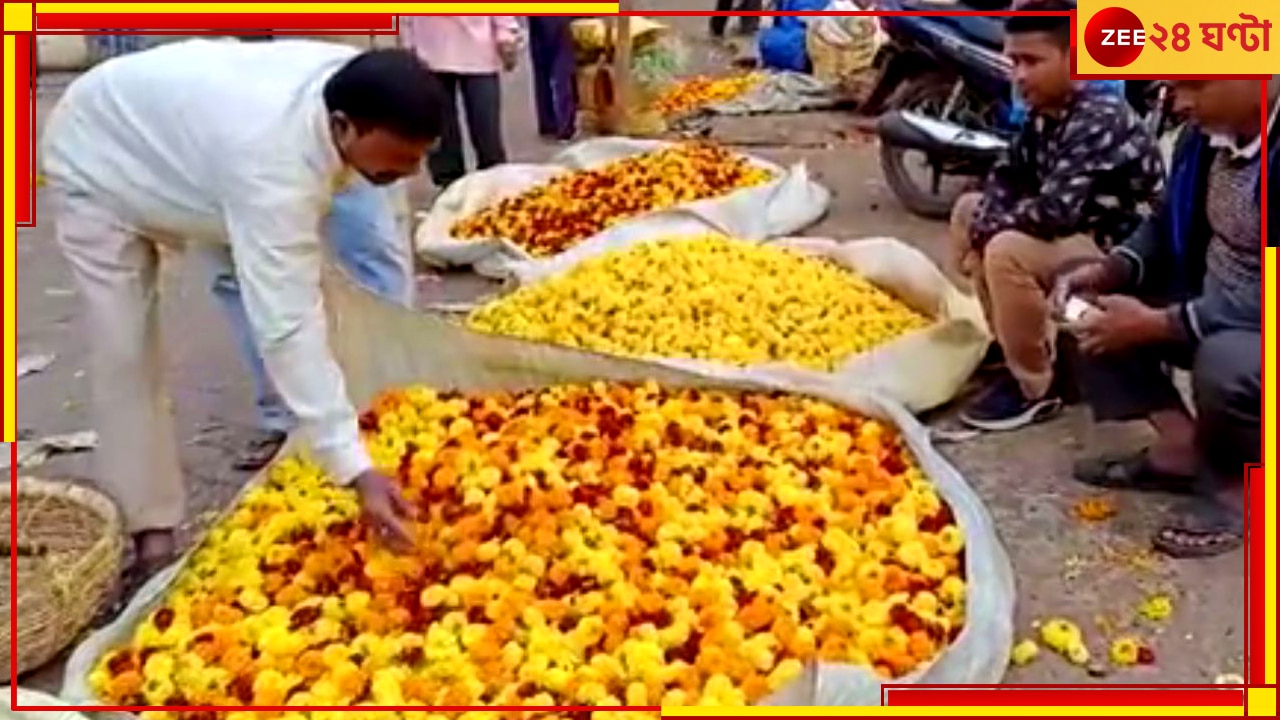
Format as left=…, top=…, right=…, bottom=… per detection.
left=428, top=72, right=507, bottom=190
left=710, top=0, right=763, bottom=37
left=528, top=16, right=578, bottom=140
left=1071, top=329, right=1261, bottom=490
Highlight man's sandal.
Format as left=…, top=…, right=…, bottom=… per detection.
left=233, top=429, right=287, bottom=472
left=1073, top=450, right=1197, bottom=495
left=1152, top=501, right=1244, bottom=559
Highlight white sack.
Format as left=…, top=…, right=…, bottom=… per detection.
left=508, top=233, right=989, bottom=413
left=415, top=136, right=831, bottom=280
left=64, top=265, right=1013, bottom=710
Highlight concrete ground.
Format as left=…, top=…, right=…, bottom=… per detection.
left=14, top=10, right=1243, bottom=697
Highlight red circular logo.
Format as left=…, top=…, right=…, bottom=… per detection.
left=1084, top=7, right=1146, bottom=68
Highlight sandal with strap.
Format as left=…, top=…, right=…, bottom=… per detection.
left=1073, top=450, right=1197, bottom=495
left=233, top=429, right=287, bottom=472
left=1152, top=501, right=1245, bottom=559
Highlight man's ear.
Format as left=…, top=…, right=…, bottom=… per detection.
left=330, top=110, right=358, bottom=138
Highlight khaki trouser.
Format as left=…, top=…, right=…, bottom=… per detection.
left=950, top=192, right=1104, bottom=400
left=53, top=188, right=186, bottom=534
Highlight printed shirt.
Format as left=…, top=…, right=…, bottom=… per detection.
left=42, top=38, right=374, bottom=486
left=399, top=16, right=523, bottom=74
left=971, top=89, right=1166, bottom=250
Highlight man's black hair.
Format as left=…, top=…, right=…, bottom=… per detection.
left=323, top=49, right=446, bottom=141
left=1006, top=0, right=1074, bottom=47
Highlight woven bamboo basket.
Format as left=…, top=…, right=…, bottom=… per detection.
left=1, top=477, right=124, bottom=679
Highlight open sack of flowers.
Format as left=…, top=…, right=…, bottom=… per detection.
left=413, top=137, right=831, bottom=281
left=462, top=230, right=990, bottom=413
left=63, top=266, right=1014, bottom=711
left=3, top=477, right=124, bottom=679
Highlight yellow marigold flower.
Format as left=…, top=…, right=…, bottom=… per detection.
left=1138, top=594, right=1174, bottom=622
left=1108, top=636, right=1143, bottom=666
left=1010, top=639, right=1039, bottom=666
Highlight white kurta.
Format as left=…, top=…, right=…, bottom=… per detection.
left=42, top=39, right=376, bottom=531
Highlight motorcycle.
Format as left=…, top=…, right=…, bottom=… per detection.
left=865, top=0, right=1172, bottom=219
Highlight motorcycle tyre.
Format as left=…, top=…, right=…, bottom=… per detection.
left=878, top=75, right=975, bottom=221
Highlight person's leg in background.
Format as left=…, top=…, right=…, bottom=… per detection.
left=458, top=73, right=508, bottom=171
left=206, top=178, right=412, bottom=471
left=529, top=16, right=578, bottom=141
left=53, top=188, right=185, bottom=581
left=547, top=18, right=580, bottom=141
left=204, top=247, right=296, bottom=469
left=427, top=72, right=467, bottom=190
left=1152, top=330, right=1260, bottom=557
left=959, top=229, right=1103, bottom=431
left=1070, top=340, right=1197, bottom=488
left=710, top=0, right=735, bottom=38
left=736, top=0, right=764, bottom=35
left=327, top=177, right=414, bottom=307
left=528, top=18, right=558, bottom=138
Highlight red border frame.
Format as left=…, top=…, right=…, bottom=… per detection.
left=5, top=4, right=1271, bottom=714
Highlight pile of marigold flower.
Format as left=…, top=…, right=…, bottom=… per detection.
left=652, top=74, right=764, bottom=118
left=467, top=236, right=931, bottom=371
left=448, top=143, right=771, bottom=257
left=92, top=382, right=966, bottom=717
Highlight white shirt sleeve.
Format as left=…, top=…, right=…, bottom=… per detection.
left=220, top=162, right=372, bottom=486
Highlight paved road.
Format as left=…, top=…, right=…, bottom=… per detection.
left=14, top=13, right=1243, bottom=693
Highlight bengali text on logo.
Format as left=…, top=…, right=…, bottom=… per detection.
left=1082, top=6, right=1273, bottom=69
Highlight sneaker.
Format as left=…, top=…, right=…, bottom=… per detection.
left=959, top=371, right=1063, bottom=432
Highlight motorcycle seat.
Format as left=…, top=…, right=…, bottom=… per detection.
left=937, top=15, right=1006, bottom=49
left=899, top=0, right=1008, bottom=49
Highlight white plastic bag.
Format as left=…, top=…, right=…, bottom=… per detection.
left=414, top=137, right=831, bottom=280
left=2, top=687, right=91, bottom=720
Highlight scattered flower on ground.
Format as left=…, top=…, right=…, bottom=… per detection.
left=1010, top=639, right=1039, bottom=666
left=1039, top=618, right=1089, bottom=665
left=1137, top=594, right=1173, bottom=622
left=1071, top=496, right=1117, bottom=523
left=1108, top=636, right=1144, bottom=666
left=652, top=73, right=765, bottom=118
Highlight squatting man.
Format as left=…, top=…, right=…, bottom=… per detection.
left=42, top=39, right=448, bottom=593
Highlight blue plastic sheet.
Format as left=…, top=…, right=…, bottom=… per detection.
left=758, top=0, right=829, bottom=72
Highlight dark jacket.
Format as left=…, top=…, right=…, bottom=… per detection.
left=972, top=89, right=1165, bottom=250
left=1113, top=118, right=1276, bottom=341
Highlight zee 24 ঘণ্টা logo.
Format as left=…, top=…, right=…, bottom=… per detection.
left=1084, top=7, right=1272, bottom=67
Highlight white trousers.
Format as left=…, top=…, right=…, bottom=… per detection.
left=53, top=188, right=186, bottom=534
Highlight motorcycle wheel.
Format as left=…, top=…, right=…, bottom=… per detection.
left=878, top=76, right=982, bottom=221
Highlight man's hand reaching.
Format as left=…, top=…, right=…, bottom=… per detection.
left=1049, top=256, right=1129, bottom=319
left=353, top=470, right=416, bottom=553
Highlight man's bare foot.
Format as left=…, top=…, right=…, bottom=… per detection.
left=100, top=529, right=179, bottom=620
left=134, top=529, right=177, bottom=576
left=1146, top=409, right=1198, bottom=476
